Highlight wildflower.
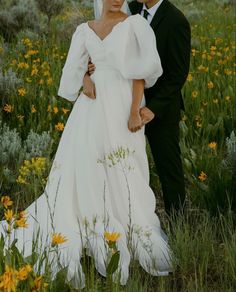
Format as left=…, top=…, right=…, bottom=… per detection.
left=181, top=115, right=187, bottom=121
left=104, top=231, right=121, bottom=243
left=18, top=88, right=26, bottom=96
left=213, top=98, right=219, bottom=104
left=210, top=46, right=217, bottom=51
left=62, top=108, right=70, bottom=114
left=191, top=48, right=197, bottom=56
left=31, top=275, right=49, bottom=291
left=51, top=233, right=68, bottom=247
left=16, top=157, right=46, bottom=185
left=0, top=265, right=18, bottom=291
left=207, top=81, right=214, bottom=89
left=192, top=91, right=198, bottom=98
left=26, top=77, right=32, bottom=83
left=187, top=73, right=193, bottom=81
left=53, top=107, right=59, bottom=114
left=225, top=96, right=231, bottom=102
left=17, top=115, right=25, bottom=121
left=18, top=62, right=29, bottom=69
left=47, top=78, right=53, bottom=85
left=4, top=209, right=14, bottom=222
left=224, top=69, right=232, bottom=75
left=198, top=171, right=207, bottom=182
left=196, top=121, right=202, bottom=128
left=15, top=217, right=28, bottom=228
left=31, top=64, right=39, bottom=76
left=1, top=196, right=13, bottom=209
left=11, top=59, right=17, bottom=66
left=23, top=38, right=32, bottom=47
left=55, top=122, right=64, bottom=131
left=38, top=79, right=44, bottom=85
left=47, top=105, right=52, bottom=112
left=3, top=104, right=13, bottom=113
left=31, top=105, right=37, bottom=113
left=208, top=142, right=217, bottom=150
left=16, top=264, right=32, bottom=280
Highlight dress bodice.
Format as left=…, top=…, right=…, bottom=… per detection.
left=58, top=14, right=163, bottom=102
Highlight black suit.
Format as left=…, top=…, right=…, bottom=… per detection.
left=129, top=0, right=191, bottom=214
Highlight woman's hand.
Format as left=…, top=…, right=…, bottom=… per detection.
left=128, top=111, right=143, bottom=132
left=83, top=73, right=96, bottom=99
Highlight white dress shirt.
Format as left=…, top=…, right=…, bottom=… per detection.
left=141, top=0, right=164, bottom=24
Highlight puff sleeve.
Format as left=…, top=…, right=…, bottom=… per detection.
left=106, top=15, right=163, bottom=88
left=57, top=23, right=89, bottom=102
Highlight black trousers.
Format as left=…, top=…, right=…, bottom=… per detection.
left=145, top=118, right=186, bottom=215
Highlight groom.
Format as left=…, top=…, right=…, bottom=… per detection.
left=84, top=0, right=191, bottom=215
left=129, top=0, right=191, bottom=215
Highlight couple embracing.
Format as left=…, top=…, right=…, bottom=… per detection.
left=0, top=0, right=191, bottom=288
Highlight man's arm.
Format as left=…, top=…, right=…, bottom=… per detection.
left=146, top=15, right=191, bottom=119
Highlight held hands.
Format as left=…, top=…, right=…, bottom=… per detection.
left=128, top=107, right=155, bottom=132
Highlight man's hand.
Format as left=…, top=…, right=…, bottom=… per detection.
left=88, top=62, right=96, bottom=75
left=139, top=107, right=155, bottom=125
left=83, top=73, right=96, bottom=99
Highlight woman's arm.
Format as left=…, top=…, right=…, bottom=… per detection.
left=128, top=79, right=145, bottom=132
left=128, top=79, right=155, bottom=132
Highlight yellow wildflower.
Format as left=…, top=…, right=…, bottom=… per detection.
left=3, top=104, right=13, bottom=113
left=31, top=275, right=49, bottom=291
left=225, top=96, right=231, bottom=102
left=15, top=217, right=28, bottom=228
left=53, top=107, right=59, bottom=114
left=47, top=78, right=53, bottom=85
left=18, top=88, right=27, bottom=96
left=38, top=79, right=44, bottom=85
left=196, top=121, right=202, bottom=128
left=55, top=122, right=64, bottom=131
left=192, top=91, right=198, bottom=98
left=26, top=77, right=32, bottom=83
left=4, top=209, right=14, bottom=222
left=1, top=196, right=13, bottom=209
left=17, top=115, right=25, bottom=121
left=31, top=105, right=37, bottom=113
left=16, top=264, right=32, bottom=280
left=187, top=73, right=193, bottom=81
left=18, top=62, right=29, bottom=69
left=51, top=233, right=68, bottom=247
left=47, top=105, right=52, bottom=112
left=198, top=171, right=207, bottom=182
left=207, top=81, right=214, bottom=89
left=0, top=265, right=18, bottom=291
left=224, top=69, right=232, bottom=75
left=62, top=108, right=70, bottom=114
left=208, top=142, right=217, bottom=150
left=104, top=231, right=121, bottom=243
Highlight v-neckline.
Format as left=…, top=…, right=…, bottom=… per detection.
left=86, top=16, right=130, bottom=43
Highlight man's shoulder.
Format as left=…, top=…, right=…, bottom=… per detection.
left=166, top=1, right=190, bottom=26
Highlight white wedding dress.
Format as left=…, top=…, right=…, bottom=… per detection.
left=0, top=14, right=172, bottom=288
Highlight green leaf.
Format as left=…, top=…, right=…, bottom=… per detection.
left=106, top=251, right=120, bottom=275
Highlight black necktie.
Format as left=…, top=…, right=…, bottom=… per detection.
left=143, top=9, right=149, bottom=20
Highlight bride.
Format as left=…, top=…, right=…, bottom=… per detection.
left=0, top=0, right=172, bottom=288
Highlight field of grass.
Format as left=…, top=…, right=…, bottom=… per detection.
left=0, top=0, right=235, bottom=291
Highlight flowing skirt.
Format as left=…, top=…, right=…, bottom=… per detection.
left=0, top=67, right=172, bottom=288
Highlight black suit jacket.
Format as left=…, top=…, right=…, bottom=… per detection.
left=129, top=0, right=191, bottom=124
